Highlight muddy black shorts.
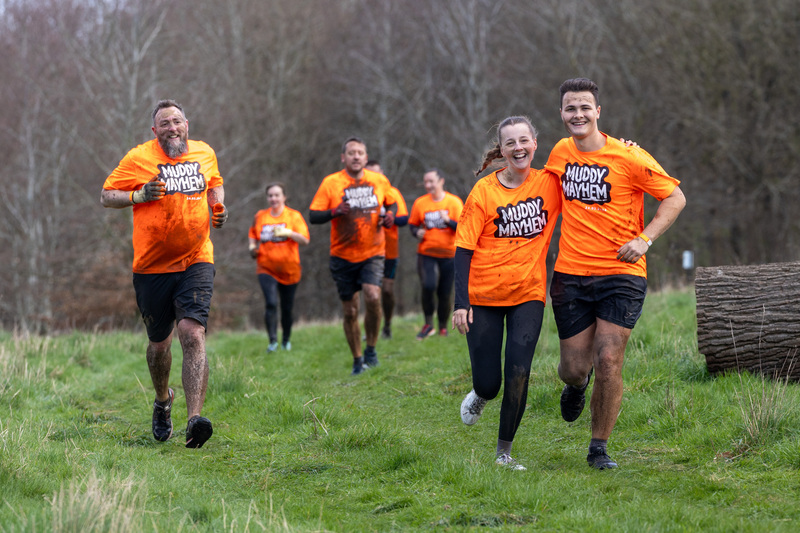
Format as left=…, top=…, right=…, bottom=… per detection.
left=132, top=262, right=215, bottom=342
left=550, top=271, right=647, bottom=339
left=329, top=255, right=384, bottom=301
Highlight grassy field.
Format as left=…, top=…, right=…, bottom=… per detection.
left=2, top=288, right=800, bottom=532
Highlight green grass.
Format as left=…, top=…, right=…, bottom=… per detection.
left=2, top=289, right=800, bottom=531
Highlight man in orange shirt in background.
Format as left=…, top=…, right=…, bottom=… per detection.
left=365, top=160, right=408, bottom=340
left=101, top=99, right=228, bottom=449
left=309, top=138, right=397, bottom=375
left=545, top=78, right=686, bottom=469
left=409, top=169, right=463, bottom=340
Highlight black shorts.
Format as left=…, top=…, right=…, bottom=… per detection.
left=132, top=262, right=215, bottom=342
left=383, top=258, right=398, bottom=280
left=550, top=271, right=647, bottom=339
left=329, top=255, right=384, bottom=301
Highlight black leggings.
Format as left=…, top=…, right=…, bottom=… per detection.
left=417, top=254, right=455, bottom=328
left=258, top=274, right=298, bottom=343
left=466, top=301, right=545, bottom=443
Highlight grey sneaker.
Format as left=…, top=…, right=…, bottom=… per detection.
left=587, top=451, right=618, bottom=470
left=351, top=357, right=366, bottom=376
left=364, top=347, right=379, bottom=368
left=495, top=453, right=526, bottom=471
left=152, top=388, right=174, bottom=442
left=460, top=390, right=487, bottom=425
left=561, top=368, right=593, bottom=422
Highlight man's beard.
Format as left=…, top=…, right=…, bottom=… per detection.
left=160, top=137, right=188, bottom=158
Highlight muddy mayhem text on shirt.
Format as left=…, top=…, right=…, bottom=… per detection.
left=159, top=162, right=206, bottom=198
left=493, top=197, right=548, bottom=239
left=561, top=163, right=611, bottom=205
left=343, top=185, right=379, bottom=211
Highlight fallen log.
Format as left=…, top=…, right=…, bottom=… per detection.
left=695, top=261, right=800, bottom=380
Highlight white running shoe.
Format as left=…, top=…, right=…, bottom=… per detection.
left=460, top=390, right=487, bottom=425
left=495, top=453, right=526, bottom=471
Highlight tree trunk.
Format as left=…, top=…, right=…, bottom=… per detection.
left=695, top=262, right=800, bottom=380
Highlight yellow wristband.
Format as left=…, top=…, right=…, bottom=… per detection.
left=639, top=233, right=652, bottom=246
left=129, top=191, right=136, bottom=205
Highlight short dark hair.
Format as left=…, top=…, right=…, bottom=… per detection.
left=366, top=159, right=380, bottom=167
left=559, top=78, right=599, bottom=108
left=152, top=99, right=186, bottom=124
left=424, top=168, right=443, bottom=180
left=341, top=136, right=366, bottom=153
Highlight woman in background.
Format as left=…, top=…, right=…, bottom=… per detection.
left=249, top=182, right=310, bottom=352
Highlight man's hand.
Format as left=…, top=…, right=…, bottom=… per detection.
left=620, top=138, right=639, bottom=148
left=131, top=178, right=166, bottom=204
left=212, top=203, right=228, bottom=229
left=382, top=210, right=395, bottom=228
left=332, top=200, right=351, bottom=217
left=616, top=236, right=649, bottom=263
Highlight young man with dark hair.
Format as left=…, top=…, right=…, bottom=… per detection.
left=545, top=78, right=686, bottom=469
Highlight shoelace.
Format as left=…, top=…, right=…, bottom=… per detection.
left=468, top=396, right=487, bottom=415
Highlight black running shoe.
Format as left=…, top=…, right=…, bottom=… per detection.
left=351, top=357, right=366, bottom=376
left=587, top=451, right=618, bottom=470
left=185, top=415, right=213, bottom=449
left=364, top=347, right=379, bottom=368
left=381, top=325, right=392, bottom=339
left=152, top=388, right=174, bottom=442
left=560, top=368, right=593, bottom=422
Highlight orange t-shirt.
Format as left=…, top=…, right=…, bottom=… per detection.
left=455, top=169, right=562, bottom=306
left=103, top=139, right=224, bottom=274
left=545, top=135, right=680, bottom=278
left=248, top=206, right=310, bottom=285
left=408, top=191, right=464, bottom=258
left=309, top=169, right=395, bottom=263
left=384, top=186, right=408, bottom=260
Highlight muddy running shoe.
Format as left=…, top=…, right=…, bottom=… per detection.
left=267, top=341, right=279, bottom=353
left=460, top=390, right=488, bottom=425
left=382, top=325, right=392, bottom=339
left=495, top=453, right=527, bottom=471
left=416, top=324, right=435, bottom=340
left=152, top=388, right=174, bottom=442
left=351, top=357, right=366, bottom=376
left=560, top=368, right=593, bottom=422
left=364, top=347, right=379, bottom=368
left=587, top=451, right=618, bottom=470
left=185, top=415, right=213, bottom=449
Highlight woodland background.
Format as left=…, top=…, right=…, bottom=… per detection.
left=0, top=0, right=797, bottom=333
